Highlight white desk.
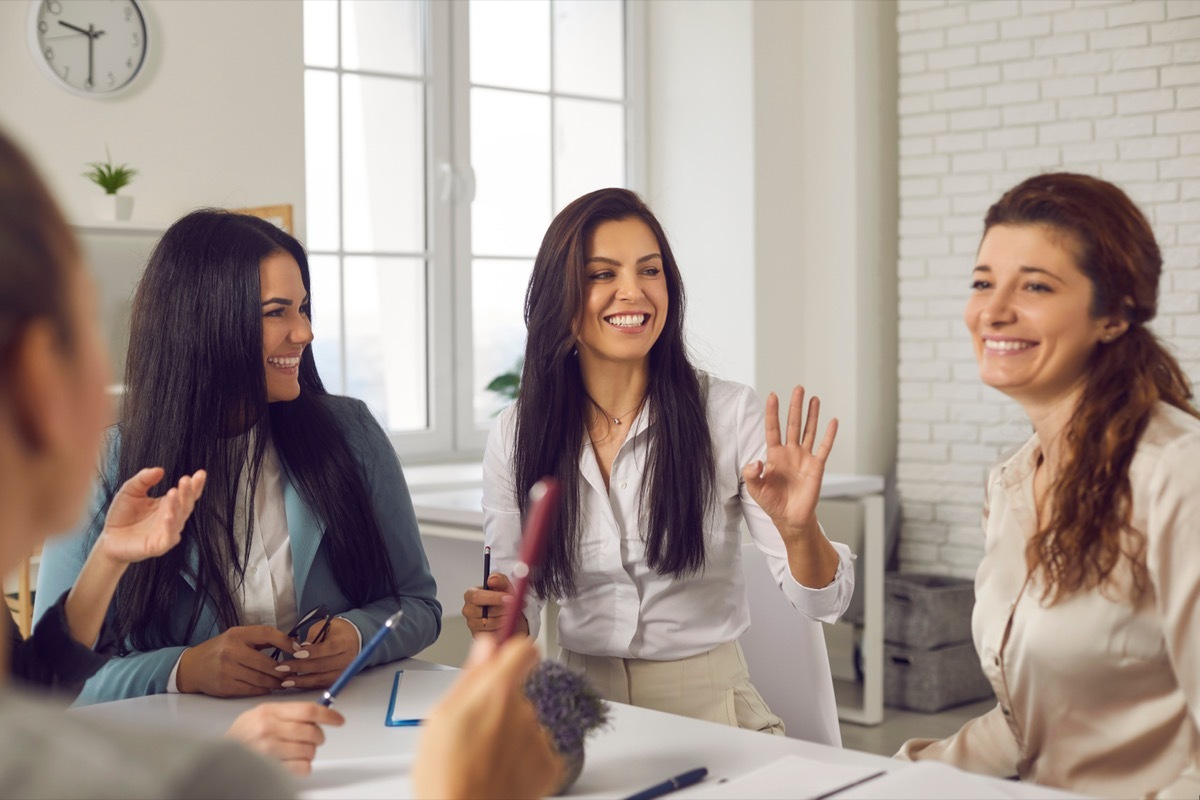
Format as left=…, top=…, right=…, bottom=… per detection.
left=71, top=659, right=1079, bottom=799
left=405, top=465, right=887, bottom=726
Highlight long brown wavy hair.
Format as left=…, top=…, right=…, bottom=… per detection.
left=984, top=173, right=1198, bottom=604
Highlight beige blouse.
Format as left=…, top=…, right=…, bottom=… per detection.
left=898, top=402, right=1200, bottom=799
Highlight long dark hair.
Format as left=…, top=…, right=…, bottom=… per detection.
left=106, top=210, right=400, bottom=649
left=516, top=188, right=715, bottom=599
left=984, top=173, right=1198, bottom=604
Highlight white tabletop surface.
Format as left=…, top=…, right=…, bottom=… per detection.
left=71, top=658, right=1081, bottom=800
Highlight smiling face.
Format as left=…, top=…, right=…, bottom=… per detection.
left=260, top=251, right=313, bottom=403
left=964, top=223, right=1126, bottom=408
left=574, top=216, right=669, bottom=368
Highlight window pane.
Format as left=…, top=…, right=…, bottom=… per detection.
left=553, top=0, right=623, bottom=99
left=554, top=99, right=625, bottom=212
left=304, top=0, right=338, bottom=68
left=308, top=254, right=343, bottom=393
left=344, top=257, right=427, bottom=431
left=471, top=88, right=550, bottom=257
left=342, top=75, right=425, bottom=254
left=342, top=0, right=422, bottom=76
left=305, top=71, right=340, bottom=251
left=472, top=258, right=532, bottom=426
left=469, top=0, right=549, bottom=91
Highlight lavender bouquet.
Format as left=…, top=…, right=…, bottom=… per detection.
left=524, top=660, right=610, bottom=794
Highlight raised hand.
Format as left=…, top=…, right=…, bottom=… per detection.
left=742, top=386, right=838, bottom=540
left=414, top=635, right=563, bottom=800
left=96, top=467, right=207, bottom=565
left=463, top=573, right=529, bottom=638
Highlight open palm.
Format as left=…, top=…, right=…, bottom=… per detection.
left=100, top=467, right=207, bottom=564
left=742, top=387, right=838, bottom=535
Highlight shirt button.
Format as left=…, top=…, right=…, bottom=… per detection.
left=993, top=655, right=1001, bottom=667
left=619, top=481, right=628, bottom=490
left=1002, top=706, right=1011, bottom=716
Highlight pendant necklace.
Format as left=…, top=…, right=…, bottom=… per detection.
left=592, top=396, right=644, bottom=426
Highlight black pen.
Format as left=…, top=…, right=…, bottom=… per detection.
left=482, top=545, right=491, bottom=619
left=623, top=767, right=708, bottom=800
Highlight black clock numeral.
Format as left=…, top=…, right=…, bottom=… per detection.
left=61, top=65, right=70, bottom=79
left=124, top=6, right=133, bottom=21
left=38, top=20, right=47, bottom=33
left=46, top=1, right=62, bottom=14
left=107, top=71, right=115, bottom=86
left=126, top=58, right=133, bottom=69
left=131, top=31, right=140, bottom=46
left=43, top=46, right=54, bottom=60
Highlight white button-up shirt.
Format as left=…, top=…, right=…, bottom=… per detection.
left=168, top=439, right=298, bottom=692
left=483, top=376, right=855, bottom=661
left=899, top=403, right=1200, bottom=798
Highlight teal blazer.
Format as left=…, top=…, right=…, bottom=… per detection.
left=34, top=395, right=442, bottom=705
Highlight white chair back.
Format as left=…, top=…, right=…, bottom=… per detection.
left=739, top=541, right=842, bottom=746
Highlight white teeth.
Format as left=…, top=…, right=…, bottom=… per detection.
left=985, top=340, right=1034, bottom=352
left=606, top=314, right=647, bottom=328
left=268, top=356, right=301, bottom=368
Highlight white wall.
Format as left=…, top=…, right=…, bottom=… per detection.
left=643, top=0, right=757, bottom=388
left=752, top=0, right=899, bottom=477
left=0, top=0, right=305, bottom=234
left=644, top=0, right=899, bottom=480
left=895, top=0, right=1200, bottom=577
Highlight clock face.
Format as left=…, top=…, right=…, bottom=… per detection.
left=29, top=0, right=148, bottom=96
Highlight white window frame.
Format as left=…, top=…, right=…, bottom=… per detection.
left=306, top=0, right=646, bottom=461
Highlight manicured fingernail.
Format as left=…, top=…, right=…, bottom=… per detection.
left=501, top=595, right=513, bottom=604
left=291, top=640, right=302, bottom=651
left=281, top=680, right=296, bottom=688
left=274, top=665, right=291, bottom=673
left=293, top=650, right=310, bottom=659
left=300, top=641, right=312, bottom=647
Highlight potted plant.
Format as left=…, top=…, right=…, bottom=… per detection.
left=524, top=660, right=610, bottom=795
left=83, top=149, right=137, bottom=222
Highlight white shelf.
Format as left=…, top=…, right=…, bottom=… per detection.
left=71, top=220, right=167, bottom=235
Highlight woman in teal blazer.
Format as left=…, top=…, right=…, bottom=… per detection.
left=34, top=211, right=441, bottom=705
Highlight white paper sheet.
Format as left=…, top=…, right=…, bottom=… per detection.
left=831, top=761, right=1091, bottom=800
left=685, top=755, right=887, bottom=799
left=386, top=669, right=460, bottom=726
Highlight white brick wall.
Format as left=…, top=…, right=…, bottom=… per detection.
left=896, top=0, right=1200, bottom=578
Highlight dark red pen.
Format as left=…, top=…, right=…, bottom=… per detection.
left=498, top=477, right=560, bottom=645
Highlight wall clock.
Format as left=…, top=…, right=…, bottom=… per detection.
left=28, top=0, right=148, bottom=97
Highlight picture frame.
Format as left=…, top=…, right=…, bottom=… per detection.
left=232, top=203, right=294, bottom=235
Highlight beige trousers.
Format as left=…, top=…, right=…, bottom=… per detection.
left=560, top=640, right=785, bottom=736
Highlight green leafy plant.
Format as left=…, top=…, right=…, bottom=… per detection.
left=486, top=356, right=523, bottom=411
left=83, top=149, right=136, bottom=195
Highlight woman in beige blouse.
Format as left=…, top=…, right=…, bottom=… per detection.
left=897, top=173, right=1200, bottom=799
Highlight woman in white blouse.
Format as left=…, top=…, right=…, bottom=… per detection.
left=898, top=173, right=1200, bottom=798
left=462, top=188, right=855, bottom=733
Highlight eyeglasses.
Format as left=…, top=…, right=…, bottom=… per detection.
left=271, top=604, right=332, bottom=661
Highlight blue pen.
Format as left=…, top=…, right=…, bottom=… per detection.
left=623, top=767, right=708, bottom=800
left=319, top=609, right=404, bottom=707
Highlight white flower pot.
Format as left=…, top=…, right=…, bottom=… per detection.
left=92, top=194, right=134, bottom=222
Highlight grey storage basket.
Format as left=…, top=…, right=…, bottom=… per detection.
left=884, top=573, right=975, bottom=650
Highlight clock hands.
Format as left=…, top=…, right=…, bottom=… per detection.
left=55, top=20, right=106, bottom=89
left=56, top=20, right=91, bottom=36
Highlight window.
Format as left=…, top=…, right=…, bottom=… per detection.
left=303, top=0, right=636, bottom=458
